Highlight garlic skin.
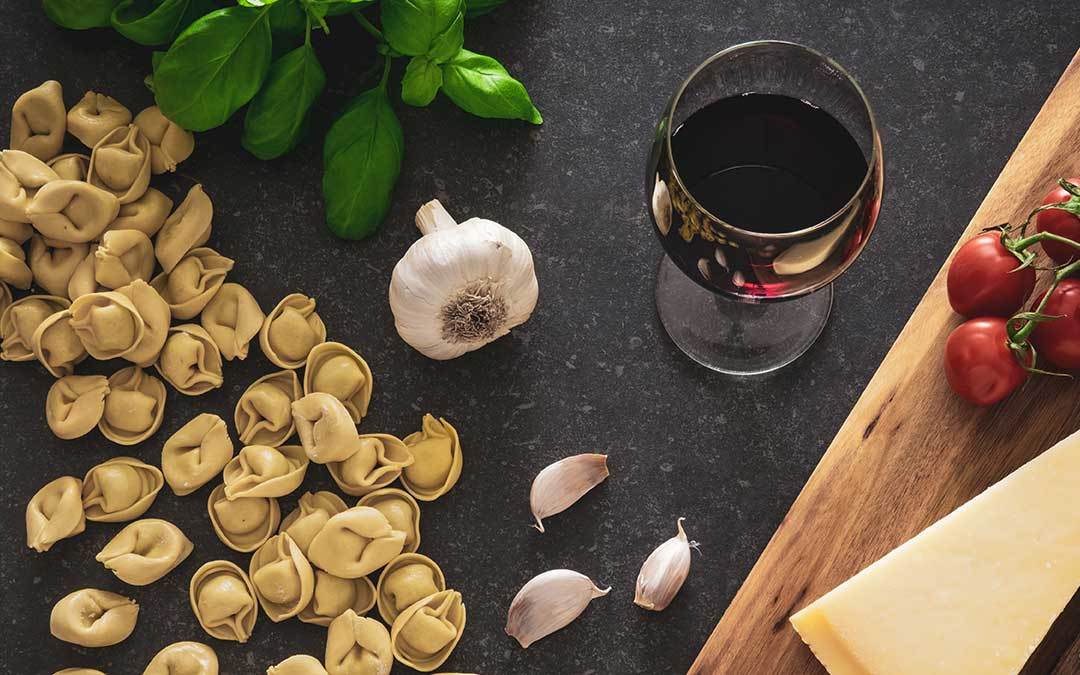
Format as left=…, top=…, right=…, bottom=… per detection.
left=505, top=569, right=609, bottom=648
left=530, top=453, right=609, bottom=533
left=389, top=199, right=538, bottom=360
left=634, top=518, right=694, bottom=611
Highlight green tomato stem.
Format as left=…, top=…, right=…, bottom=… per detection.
left=1009, top=258, right=1080, bottom=344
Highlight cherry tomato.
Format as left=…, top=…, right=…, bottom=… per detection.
left=944, top=317, right=1027, bottom=405
left=1035, top=177, right=1080, bottom=264
left=947, top=233, right=1035, bottom=318
left=1031, top=278, right=1080, bottom=369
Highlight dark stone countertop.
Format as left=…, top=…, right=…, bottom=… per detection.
left=1, top=1, right=1076, bottom=673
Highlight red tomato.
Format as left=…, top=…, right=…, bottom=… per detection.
left=946, top=233, right=1035, bottom=318
left=944, top=317, right=1028, bottom=405
left=1035, top=177, right=1080, bottom=264
left=1030, top=278, right=1080, bottom=369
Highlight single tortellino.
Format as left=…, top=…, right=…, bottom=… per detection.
left=99, top=366, right=166, bottom=445
left=359, top=488, right=421, bottom=554
left=235, top=370, right=301, bottom=447
left=327, top=434, right=414, bottom=497
left=27, top=179, right=120, bottom=243
left=95, top=229, right=155, bottom=289
left=299, top=571, right=376, bottom=627
left=0, top=236, right=32, bottom=289
left=10, top=80, right=66, bottom=161
left=201, top=283, right=263, bottom=361
left=292, top=392, right=361, bottom=464
left=156, top=184, right=212, bottom=273
left=88, top=125, right=151, bottom=204
left=260, top=293, right=326, bottom=369
left=0, top=218, right=32, bottom=243
left=45, top=376, right=107, bottom=442
left=402, top=415, right=463, bottom=501
left=26, top=475, right=86, bottom=552
left=222, top=445, right=308, bottom=499
left=54, top=669, right=106, bottom=675
left=50, top=588, right=139, bottom=648
left=29, top=235, right=89, bottom=297
left=0, top=148, right=59, bottom=221
left=68, top=92, right=132, bottom=148
left=111, top=187, right=173, bottom=237
left=150, top=247, right=233, bottom=320
left=189, top=560, right=258, bottom=643
left=325, top=610, right=393, bottom=675
left=1, top=294, right=69, bottom=361
left=48, top=152, right=90, bottom=181
left=307, top=506, right=406, bottom=578
left=390, top=590, right=466, bottom=672
left=95, top=518, right=193, bottom=586
left=304, top=342, right=373, bottom=424
left=162, top=413, right=234, bottom=496
left=68, top=245, right=103, bottom=300
left=82, top=456, right=164, bottom=523
left=156, top=324, right=224, bottom=395
left=207, top=483, right=280, bottom=552
left=249, top=533, right=315, bottom=622
left=133, top=105, right=195, bottom=174
left=268, top=655, right=329, bottom=675
left=280, top=491, right=348, bottom=555
left=70, top=279, right=171, bottom=365
left=143, top=641, right=219, bottom=675
left=32, top=308, right=87, bottom=377
left=376, top=553, right=445, bottom=625
left=0, top=281, right=9, bottom=316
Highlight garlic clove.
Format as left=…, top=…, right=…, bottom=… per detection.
left=529, top=453, right=609, bottom=533
left=634, top=517, right=694, bottom=612
left=505, top=569, right=609, bottom=648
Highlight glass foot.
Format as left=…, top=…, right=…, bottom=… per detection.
left=655, top=256, right=832, bottom=375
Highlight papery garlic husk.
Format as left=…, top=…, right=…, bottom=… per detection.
left=505, top=569, right=609, bottom=648
left=634, top=517, right=693, bottom=612
left=530, top=453, right=609, bottom=533
left=389, top=199, right=538, bottom=360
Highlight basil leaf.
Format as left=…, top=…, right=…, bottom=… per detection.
left=464, top=0, right=507, bottom=16
left=237, top=0, right=280, bottom=6
left=267, top=0, right=305, bottom=42
left=322, top=86, right=404, bottom=239
left=401, top=56, right=442, bottom=107
left=441, top=49, right=542, bottom=124
left=154, top=6, right=273, bottom=131
left=242, top=43, right=327, bottom=159
left=306, top=0, right=373, bottom=21
left=380, top=0, right=463, bottom=61
left=111, top=0, right=217, bottom=45
left=43, top=0, right=120, bottom=29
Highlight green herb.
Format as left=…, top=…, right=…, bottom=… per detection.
left=267, top=0, right=307, bottom=42
left=381, top=0, right=463, bottom=61
left=442, top=49, right=542, bottom=123
left=463, top=0, right=507, bottom=16
left=242, top=40, right=327, bottom=159
left=402, top=56, right=443, bottom=107
left=110, top=0, right=216, bottom=45
left=43, top=0, right=120, bottom=29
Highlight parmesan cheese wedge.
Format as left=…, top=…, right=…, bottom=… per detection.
left=790, top=430, right=1080, bottom=675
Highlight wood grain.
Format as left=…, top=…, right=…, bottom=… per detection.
left=690, top=49, right=1080, bottom=675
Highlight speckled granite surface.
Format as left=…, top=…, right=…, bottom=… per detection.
left=0, top=1, right=1076, bottom=673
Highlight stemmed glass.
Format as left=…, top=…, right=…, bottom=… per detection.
left=647, top=41, right=883, bottom=375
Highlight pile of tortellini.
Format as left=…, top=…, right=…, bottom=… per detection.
left=8, top=81, right=470, bottom=675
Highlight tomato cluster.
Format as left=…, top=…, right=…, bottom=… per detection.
left=944, top=178, right=1080, bottom=405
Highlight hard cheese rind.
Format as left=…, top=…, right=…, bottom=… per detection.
left=790, top=430, right=1080, bottom=675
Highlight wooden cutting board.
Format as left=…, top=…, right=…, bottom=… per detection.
left=690, top=48, right=1080, bottom=675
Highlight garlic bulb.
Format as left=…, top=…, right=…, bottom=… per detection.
left=505, top=569, right=609, bottom=648
left=634, top=517, right=695, bottom=611
left=389, top=200, right=538, bottom=360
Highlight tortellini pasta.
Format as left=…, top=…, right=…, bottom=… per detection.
left=280, top=490, right=348, bottom=556
left=0, top=148, right=59, bottom=221
left=99, top=366, right=166, bottom=445
left=0, top=236, right=32, bottom=289
left=10, top=80, right=65, bottom=161
left=88, top=125, right=151, bottom=204
left=200, top=282, right=263, bottom=360
left=50, top=588, right=139, bottom=648
left=27, top=179, right=120, bottom=243
left=70, top=279, right=171, bottom=365
left=299, top=571, right=376, bottom=627
left=389, top=590, right=466, bottom=672
left=110, top=187, right=172, bottom=237
left=249, top=533, right=315, bottom=622
left=155, top=324, right=223, bottom=395
left=143, top=641, right=219, bottom=675
left=235, top=370, right=301, bottom=447
left=376, top=553, right=445, bottom=625
left=46, top=374, right=109, bottom=439
left=222, top=444, right=308, bottom=499
left=358, top=488, right=421, bottom=554
left=133, top=106, right=195, bottom=175
left=48, top=152, right=89, bottom=181
left=402, top=415, right=463, bottom=501
left=150, top=247, right=233, bottom=320
left=189, top=560, right=258, bottom=643
left=268, top=655, right=329, bottom=675
left=68, top=244, right=102, bottom=300
left=29, top=235, right=89, bottom=297
left=292, top=392, right=361, bottom=464
left=324, top=610, right=393, bottom=675
left=156, top=184, right=211, bottom=273
left=1, top=294, right=69, bottom=361
left=67, top=91, right=132, bottom=148
left=26, top=475, right=86, bottom=552
left=31, top=308, right=87, bottom=377
left=94, top=229, right=155, bottom=289
left=161, top=413, right=234, bottom=496
left=54, top=669, right=105, bottom=675
left=95, top=518, right=193, bottom=586
left=307, top=506, right=406, bottom=578
left=82, top=456, right=164, bottom=523
left=304, top=342, right=373, bottom=424
left=327, top=433, right=414, bottom=497
left=207, top=483, right=280, bottom=552
left=260, top=293, right=326, bottom=369
left=0, top=281, right=10, bottom=317
left=0, top=218, right=32, bottom=243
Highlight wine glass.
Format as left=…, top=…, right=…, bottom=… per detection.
left=647, top=41, right=883, bottom=375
